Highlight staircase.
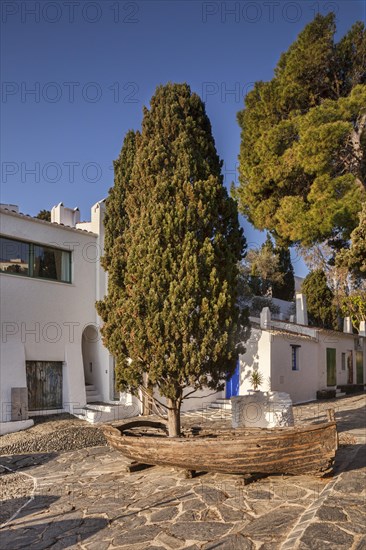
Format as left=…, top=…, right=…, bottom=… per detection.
left=75, top=401, right=139, bottom=424
left=85, top=384, right=103, bottom=403
left=206, top=398, right=232, bottom=411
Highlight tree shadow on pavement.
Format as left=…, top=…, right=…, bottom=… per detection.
left=333, top=443, right=366, bottom=475
left=0, top=495, right=60, bottom=526
left=334, top=404, right=366, bottom=433
left=0, top=516, right=108, bottom=549
left=0, top=453, right=58, bottom=472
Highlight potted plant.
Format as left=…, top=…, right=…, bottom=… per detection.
left=249, top=370, right=264, bottom=392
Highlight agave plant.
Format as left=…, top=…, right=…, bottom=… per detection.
left=250, top=370, right=264, bottom=391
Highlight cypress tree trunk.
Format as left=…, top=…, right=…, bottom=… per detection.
left=167, top=398, right=181, bottom=437
left=142, top=373, right=153, bottom=416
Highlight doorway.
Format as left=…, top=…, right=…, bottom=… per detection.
left=82, top=325, right=99, bottom=386
left=26, top=361, right=63, bottom=411
left=226, top=360, right=240, bottom=398
left=326, top=348, right=336, bottom=386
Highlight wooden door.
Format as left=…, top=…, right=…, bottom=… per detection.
left=347, top=351, right=354, bottom=384
left=356, top=352, right=364, bottom=384
left=26, top=361, right=63, bottom=411
left=326, top=348, right=336, bottom=386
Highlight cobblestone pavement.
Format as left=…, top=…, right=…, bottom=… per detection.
left=0, top=395, right=365, bottom=549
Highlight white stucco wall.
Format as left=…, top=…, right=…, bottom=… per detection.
left=269, top=334, right=319, bottom=403
left=0, top=211, right=103, bottom=420
left=317, top=330, right=365, bottom=389
left=239, top=329, right=272, bottom=394
left=152, top=386, right=224, bottom=413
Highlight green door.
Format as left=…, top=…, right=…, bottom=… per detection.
left=326, top=348, right=336, bottom=386
left=356, top=352, right=364, bottom=384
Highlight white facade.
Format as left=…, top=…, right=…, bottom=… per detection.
left=238, top=309, right=366, bottom=404
left=0, top=205, right=106, bottom=421
left=0, top=201, right=220, bottom=425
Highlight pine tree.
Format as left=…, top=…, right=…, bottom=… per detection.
left=237, top=14, right=366, bottom=249
left=98, top=83, right=247, bottom=436
left=338, top=202, right=366, bottom=277
left=301, top=270, right=336, bottom=328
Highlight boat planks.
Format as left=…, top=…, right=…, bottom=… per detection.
left=102, top=417, right=338, bottom=477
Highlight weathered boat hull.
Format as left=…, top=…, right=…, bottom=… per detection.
left=102, top=418, right=338, bottom=476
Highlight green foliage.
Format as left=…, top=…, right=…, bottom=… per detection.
left=96, top=131, right=138, bottom=376
left=250, top=297, right=280, bottom=317
left=271, top=243, right=295, bottom=301
left=337, top=202, right=366, bottom=277
left=97, top=83, right=248, bottom=435
left=341, top=292, right=366, bottom=331
left=237, top=14, right=366, bottom=248
left=243, top=235, right=294, bottom=300
left=36, top=209, right=51, bottom=222
left=249, top=370, right=264, bottom=391
left=301, top=269, right=336, bottom=328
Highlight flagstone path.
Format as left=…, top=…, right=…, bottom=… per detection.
left=0, top=395, right=365, bottom=549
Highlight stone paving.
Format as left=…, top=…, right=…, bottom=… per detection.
left=0, top=395, right=365, bottom=549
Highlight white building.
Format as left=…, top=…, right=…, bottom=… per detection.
left=0, top=201, right=140, bottom=430
left=0, top=200, right=220, bottom=431
left=1, top=201, right=365, bottom=433
left=231, top=301, right=366, bottom=404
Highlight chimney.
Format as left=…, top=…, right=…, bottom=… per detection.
left=343, top=317, right=353, bottom=334
left=260, top=307, right=271, bottom=329
left=51, top=203, right=80, bottom=227
left=296, top=293, right=308, bottom=325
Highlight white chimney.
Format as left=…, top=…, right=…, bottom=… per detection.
left=51, top=203, right=80, bottom=227
left=260, top=307, right=271, bottom=329
left=359, top=321, right=366, bottom=337
left=296, top=293, right=308, bottom=325
left=343, top=317, right=353, bottom=334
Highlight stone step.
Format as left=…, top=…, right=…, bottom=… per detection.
left=74, top=402, right=138, bottom=424
left=208, top=401, right=232, bottom=410
left=85, top=386, right=103, bottom=403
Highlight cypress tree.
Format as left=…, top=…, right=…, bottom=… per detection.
left=272, top=245, right=295, bottom=301
left=98, top=83, right=247, bottom=436
left=96, top=130, right=138, bottom=388
left=301, top=269, right=336, bottom=329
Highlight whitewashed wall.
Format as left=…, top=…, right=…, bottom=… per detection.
left=269, top=334, right=319, bottom=403
left=239, top=329, right=272, bottom=395
left=317, top=330, right=365, bottom=389
left=0, top=211, right=100, bottom=420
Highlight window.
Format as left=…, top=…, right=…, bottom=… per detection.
left=341, top=353, right=346, bottom=371
left=0, top=236, right=71, bottom=283
left=0, top=237, right=29, bottom=276
left=291, top=345, right=301, bottom=371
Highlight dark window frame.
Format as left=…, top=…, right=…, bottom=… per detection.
left=0, top=235, right=72, bottom=284
left=291, top=344, right=301, bottom=371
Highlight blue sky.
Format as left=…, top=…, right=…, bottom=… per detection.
left=1, top=0, right=365, bottom=276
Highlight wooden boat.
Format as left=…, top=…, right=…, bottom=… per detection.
left=102, top=411, right=338, bottom=476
